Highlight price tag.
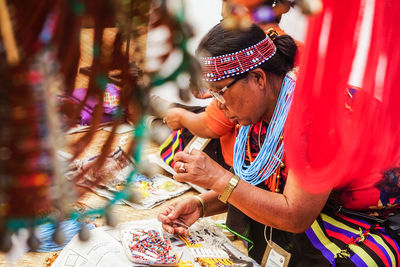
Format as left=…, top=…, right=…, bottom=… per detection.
left=261, top=240, right=291, bottom=267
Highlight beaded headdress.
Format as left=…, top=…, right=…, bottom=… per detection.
left=200, top=35, right=276, bottom=81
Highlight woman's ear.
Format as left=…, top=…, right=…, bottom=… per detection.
left=250, top=68, right=267, bottom=91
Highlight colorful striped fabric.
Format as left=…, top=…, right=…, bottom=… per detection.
left=306, top=212, right=400, bottom=266
left=159, top=129, right=183, bottom=168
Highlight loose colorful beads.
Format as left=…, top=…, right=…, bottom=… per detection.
left=123, top=228, right=178, bottom=265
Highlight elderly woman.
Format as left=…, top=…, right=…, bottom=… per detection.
left=158, top=22, right=400, bottom=266
left=160, top=0, right=298, bottom=169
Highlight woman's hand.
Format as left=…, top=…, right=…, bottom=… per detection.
left=173, top=149, right=232, bottom=192
left=192, top=88, right=212, bottom=99
left=163, top=108, right=185, bottom=130
left=163, top=108, right=220, bottom=139
left=157, top=197, right=202, bottom=235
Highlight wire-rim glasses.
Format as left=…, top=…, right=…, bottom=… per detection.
left=209, top=75, right=245, bottom=104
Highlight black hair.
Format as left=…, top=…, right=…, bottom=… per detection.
left=196, top=23, right=297, bottom=77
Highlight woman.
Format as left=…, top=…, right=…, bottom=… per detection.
left=160, top=0, right=298, bottom=169
left=158, top=22, right=400, bottom=266
left=160, top=22, right=302, bottom=262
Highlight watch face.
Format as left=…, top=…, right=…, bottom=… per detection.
left=219, top=176, right=240, bottom=203
left=231, top=175, right=240, bottom=185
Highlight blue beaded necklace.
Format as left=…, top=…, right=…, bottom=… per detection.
left=233, top=72, right=296, bottom=185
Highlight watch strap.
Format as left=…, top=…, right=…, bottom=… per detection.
left=218, top=175, right=240, bottom=204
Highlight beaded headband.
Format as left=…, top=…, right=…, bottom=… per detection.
left=200, top=35, right=277, bottom=81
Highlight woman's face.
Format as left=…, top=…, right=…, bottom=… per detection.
left=208, top=71, right=274, bottom=125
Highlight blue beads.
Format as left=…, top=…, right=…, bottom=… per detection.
left=233, top=73, right=296, bottom=185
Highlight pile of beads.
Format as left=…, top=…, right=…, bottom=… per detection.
left=122, top=228, right=178, bottom=265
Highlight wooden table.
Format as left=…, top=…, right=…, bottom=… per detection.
left=0, top=192, right=246, bottom=266
left=0, top=131, right=247, bottom=266
left=0, top=24, right=247, bottom=265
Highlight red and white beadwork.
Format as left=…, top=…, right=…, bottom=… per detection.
left=200, top=36, right=276, bottom=81
left=122, top=228, right=178, bottom=265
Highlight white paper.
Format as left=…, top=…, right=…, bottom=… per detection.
left=147, top=153, right=177, bottom=176
left=52, top=227, right=132, bottom=267
left=92, top=173, right=191, bottom=209
left=265, top=249, right=285, bottom=267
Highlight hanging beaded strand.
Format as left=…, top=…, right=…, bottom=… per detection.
left=246, top=122, right=285, bottom=192
left=233, top=72, right=295, bottom=185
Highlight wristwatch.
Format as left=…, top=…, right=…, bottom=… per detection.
left=218, top=175, right=240, bottom=204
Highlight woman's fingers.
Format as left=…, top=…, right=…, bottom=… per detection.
left=173, top=172, right=191, bottom=183
left=158, top=205, right=181, bottom=234
left=161, top=222, right=176, bottom=234
left=173, top=149, right=203, bottom=173
left=173, top=161, right=188, bottom=174
left=173, top=151, right=188, bottom=163
left=173, top=149, right=227, bottom=189
left=158, top=206, right=174, bottom=223
left=174, top=149, right=200, bottom=162
left=172, top=226, right=189, bottom=235
left=158, top=201, right=194, bottom=234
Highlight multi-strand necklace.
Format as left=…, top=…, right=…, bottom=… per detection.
left=233, top=73, right=296, bottom=185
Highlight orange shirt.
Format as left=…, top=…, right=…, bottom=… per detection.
left=203, top=100, right=236, bottom=166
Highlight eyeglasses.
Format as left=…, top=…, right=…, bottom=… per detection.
left=209, top=76, right=244, bottom=105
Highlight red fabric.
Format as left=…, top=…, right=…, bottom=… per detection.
left=336, top=214, right=371, bottom=229
left=381, top=234, right=400, bottom=261
left=284, top=0, right=400, bottom=193
left=335, top=167, right=386, bottom=211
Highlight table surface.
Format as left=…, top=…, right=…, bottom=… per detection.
left=0, top=27, right=247, bottom=266
left=0, top=130, right=247, bottom=266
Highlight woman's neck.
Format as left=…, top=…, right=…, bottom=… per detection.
left=263, top=75, right=285, bottom=123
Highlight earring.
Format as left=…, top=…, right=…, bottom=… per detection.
left=272, top=0, right=277, bottom=7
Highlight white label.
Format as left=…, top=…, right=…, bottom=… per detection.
left=265, top=248, right=285, bottom=267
